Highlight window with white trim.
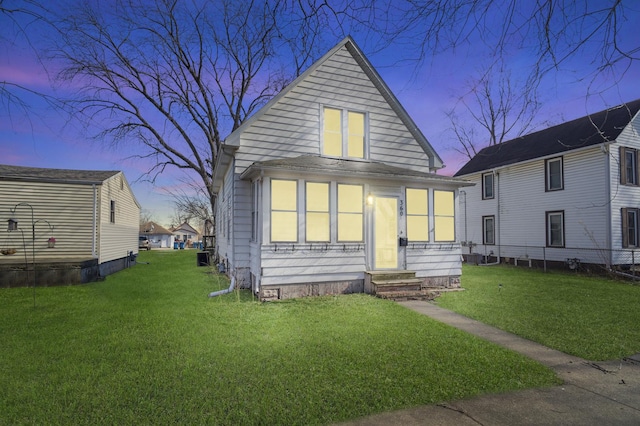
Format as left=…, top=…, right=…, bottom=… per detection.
left=546, top=211, right=565, bottom=247
left=271, top=179, right=298, bottom=242
left=406, top=188, right=429, bottom=241
left=322, top=107, right=366, bottom=159
left=545, top=157, right=564, bottom=191
left=434, top=190, right=455, bottom=242
left=482, top=215, right=495, bottom=245
left=482, top=172, right=494, bottom=199
left=337, top=184, right=363, bottom=241
left=306, top=182, right=330, bottom=242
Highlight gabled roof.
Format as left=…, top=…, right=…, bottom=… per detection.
left=454, top=99, right=640, bottom=176
left=0, top=164, right=120, bottom=184
left=241, top=155, right=472, bottom=187
left=171, top=222, right=199, bottom=235
left=140, top=221, right=172, bottom=235
left=222, top=35, right=443, bottom=170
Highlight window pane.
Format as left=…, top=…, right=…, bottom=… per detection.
left=628, top=211, right=637, bottom=246
left=484, top=216, right=495, bottom=245
left=306, top=182, right=329, bottom=211
left=548, top=159, right=562, bottom=190
left=272, top=180, right=297, bottom=210
left=483, top=174, right=493, bottom=198
left=406, top=188, right=428, bottom=215
left=338, top=184, right=363, bottom=213
left=323, top=108, right=342, bottom=156
left=347, top=112, right=364, bottom=158
left=271, top=212, right=297, bottom=242
left=306, top=212, right=330, bottom=241
left=626, top=151, right=637, bottom=184
left=407, top=216, right=429, bottom=241
left=338, top=213, right=363, bottom=241
left=434, top=217, right=455, bottom=241
left=434, top=190, right=454, bottom=216
left=548, top=213, right=563, bottom=246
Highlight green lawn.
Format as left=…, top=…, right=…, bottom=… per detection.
left=437, top=264, right=640, bottom=361
left=0, top=250, right=558, bottom=425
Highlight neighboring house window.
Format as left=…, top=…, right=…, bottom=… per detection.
left=434, top=190, right=455, bottom=242
left=306, top=182, right=330, bottom=242
left=620, top=147, right=639, bottom=185
left=482, top=172, right=494, bottom=199
left=271, top=179, right=298, bottom=242
left=546, top=211, right=565, bottom=247
left=545, top=157, right=564, bottom=191
left=110, top=200, right=115, bottom=223
left=322, top=107, right=366, bottom=159
left=622, top=208, right=639, bottom=248
left=483, top=215, right=495, bottom=245
left=337, top=184, right=363, bottom=241
left=406, top=188, right=429, bottom=241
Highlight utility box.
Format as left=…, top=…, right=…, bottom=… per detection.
left=197, top=251, right=210, bottom=267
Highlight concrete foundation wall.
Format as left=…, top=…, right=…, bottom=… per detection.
left=259, top=279, right=364, bottom=301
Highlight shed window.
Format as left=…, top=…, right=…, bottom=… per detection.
left=110, top=200, right=116, bottom=223
left=406, top=188, right=429, bottom=241
left=434, top=190, right=455, bottom=241
left=271, top=179, right=298, bottom=242
left=337, top=184, right=363, bottom=241
left=306, top=182, right=330, bottom=242
left=322, top=107, right=366, bottom=159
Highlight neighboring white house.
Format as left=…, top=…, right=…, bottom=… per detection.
left=140, top=221, right=174, bottom=248
left=0, top=165, right=140, bottom=286
left=170, top=222, right=200, bottom=247
left=212, top=36, right=472, bottom=301
left=454, top=99, right=640, bottom=270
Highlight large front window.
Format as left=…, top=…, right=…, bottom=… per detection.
left=306, top=182, right=330, bottom=242
left=406, top=188, right=429, bottom=241
left=271, top=179, right=298, bottom=242
left=323, top=107, right=366, bottom=159
left=337, top=184, right=363, bottom=241
left=434, top=190, right=455, bottom=241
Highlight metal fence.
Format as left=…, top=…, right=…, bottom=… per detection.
left=462, top=243, right=640, bottom=278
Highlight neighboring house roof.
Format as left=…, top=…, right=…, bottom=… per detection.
left=241, top=155, right=472, bottom=187
left=139, top=221, right=172, bottom=235
left=171, top=222, right=199, bottom=235
left=0, top=164, right=120, bottom=184
left=454, top=99, right=640, bottom=176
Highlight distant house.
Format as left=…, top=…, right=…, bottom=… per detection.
left=212, top=36, right=471, bottom=301
left=0, top=165, right=140, bottom=287
left=140, top=221, right=173, bottom=248
left=170, top=222, right=200, bottom=247
left=454, top=99, right=640, bottom=270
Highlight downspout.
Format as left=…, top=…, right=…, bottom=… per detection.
left=208, top=275, right=236, bottom=297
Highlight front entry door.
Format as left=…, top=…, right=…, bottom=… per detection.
left=374, top=196, right=398, bottom=269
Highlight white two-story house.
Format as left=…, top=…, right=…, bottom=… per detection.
left=212, top=36, right=472, bottom=300
left=455, top=99, right=640, bottom=270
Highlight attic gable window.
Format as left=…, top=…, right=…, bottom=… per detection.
left=545, top=157, right=564, bottom=191
left=620, top=147, right=639, bottom=186
left=322, top=107, right=366, bottom=159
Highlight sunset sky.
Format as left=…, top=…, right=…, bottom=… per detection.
left=2, top=2, right=640, bottom=227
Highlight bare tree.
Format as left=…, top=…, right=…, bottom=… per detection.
left=447, top=63, right=542, bottom=159
left=34, top=0, right=349, bottom=220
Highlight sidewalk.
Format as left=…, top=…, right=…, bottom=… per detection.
left=337, top=300, right=640, bottom=425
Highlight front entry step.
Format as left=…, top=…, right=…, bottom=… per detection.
left=365, top=270, right=449, bottom=301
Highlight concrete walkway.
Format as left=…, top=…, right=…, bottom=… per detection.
left=338, top=301, right=640, bottom=425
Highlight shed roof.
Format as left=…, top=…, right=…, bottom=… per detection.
left=0, top=164, right=120, bottom=184
left=454, top=99, right=640, bottom=176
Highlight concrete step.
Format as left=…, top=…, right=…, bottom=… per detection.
left=375, top=289, right=439, bottom=301
left=366, top=270, right=416, bottom=281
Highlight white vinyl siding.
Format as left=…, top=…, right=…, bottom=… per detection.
left=99, top=173, right=140, bottom=263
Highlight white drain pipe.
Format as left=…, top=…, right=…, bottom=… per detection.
left=208, top=276, right=236, bottom=297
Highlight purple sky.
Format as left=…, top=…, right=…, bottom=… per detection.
left=2, top=4, right=640, bottom=227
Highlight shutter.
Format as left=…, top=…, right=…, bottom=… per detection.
left=620, top=147, right=627, bottom=185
